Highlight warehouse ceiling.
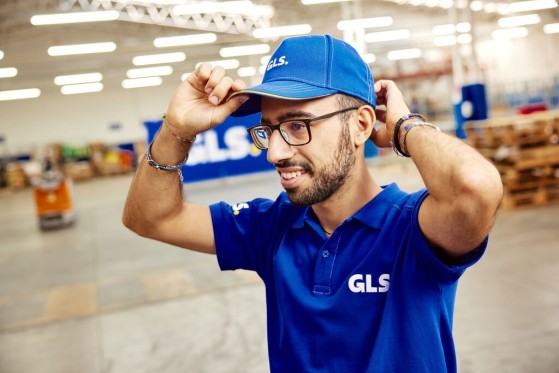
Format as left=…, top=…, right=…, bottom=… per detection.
left=0, top=0, right=558, bottom=97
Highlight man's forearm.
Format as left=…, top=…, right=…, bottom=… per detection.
left=122, top=128, right=192, bottom=236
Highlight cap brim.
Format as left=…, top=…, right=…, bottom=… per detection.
left=228, top=81, right=337, bottom=117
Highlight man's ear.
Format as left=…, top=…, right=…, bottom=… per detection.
left=353, top=106, right=376, bottom=146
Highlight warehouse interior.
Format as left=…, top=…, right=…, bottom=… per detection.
left=1, top=0, right=559, bottom=372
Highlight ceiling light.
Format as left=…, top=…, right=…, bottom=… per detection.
left=196, top=59, right=240, bottom=70
left=238, top=67, right=257, bottom=77
left=508, top=0, right=557, bottom=12
left=544, top=22, right=559, bottom=33
left=253, top=24, right=312, bottom=39
left=492, top=27, right=529, bottom=39
left=387, top=48, right=422, bottom=60
left=498, top=14, right=541, bottom=28
left=0, top=67, right=17, bottom=78
left=0, top=88, right=41, bottom=101
left=61, top=82, right=103, bottom=95
left=360, top=53, right=376, bottom=64
left=173, top=1, right=273, bottom=17
left=154, top=33, right=217, bottom=48
left=260, top=55, right=271, bottom=65
left=302, top=0, right=353, bottom=4
left=126, top=66, right=173, bottom=79
left=364, top=29, right=410, bottom=43
left=181, top=72, right=191, bottom=81
left=457, top=34, right=472, bottom=44
left=133, top=52, right=186, bottom=66
left=30, top=10, right=119, bottom=25
left=434, top=35, right=457, bottom=46
left=48, top=42, right=116, bottom=56
left=337, top=17, right=393, bottom=30
left=0, top=50, right=3, bottom=60
left=54, top=72, right=102, bottom=86
left=219, top=44, right=270, bottom=57
left=470, top=0, right=484, bottom=11
left=122, top=77, right=163, bottom=89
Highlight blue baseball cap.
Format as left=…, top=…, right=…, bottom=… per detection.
left=229, top=34, right=376, bottom=117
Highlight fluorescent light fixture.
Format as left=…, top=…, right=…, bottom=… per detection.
left=434, top=35, right=457, bottom=46
left=0, top=50, right=3, bottom=60
left=54, top=72, right=102, bottom=86
left=544, top=22, right=559, bottom=33
left=387, top=48, right=422, bottom=60
left=154, top=33, right=217, bottom=48
left=302, top=0, right=353, bottom=4
left=30, top=10, right=119, bottom=25
left=61, top=82, right=103, bottom=95
left=364, top=29, right=410, bottom=43
left=173, top=1, right=273, bottom=17
left=492, top=27, right=529, bottom=39
left=220, top=44, right=270, bottom=57
left=132, top=52, right=186, bottom=66
left=457, top=34, right=472, bottom=44
left=360, top=53, right=376, bottom=64
left=498, top=14, right=541, bottom=28
left=181, top=72, right=191, bottom=81
left=196, top=59, right=240, bottom=70
left=0, top=67, right=17, bottom=78
left=258, top=65, right=266, bottom=75
left=432, top=22, right=471, bottom=35
left=0, top=88, right=41, bottom=101
left=260, top=55, right=271, bottom=65
left=470, top=0, right=484, bottom=11
left=337, top=17, right=393, bottom=30
left=126, top=66, right=173, bottom=79
left=48, top=42, right=116, bottom=56
left=484, top=2, right=498, bottom=12
left=508, top=0, right=557, bottom=13
left=253, top=24, right=312, bottom=39
left=237, top=67, right=257, bottom=77
left=122, top=77, right=163, bottom=89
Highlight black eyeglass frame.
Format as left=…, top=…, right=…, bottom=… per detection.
left=246, top=106, right=360, bottom=150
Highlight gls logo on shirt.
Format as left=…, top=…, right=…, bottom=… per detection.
left=267, top=56, right=288, bottom=71
left=232, top=203, right=249, bottom=215
left=348, top=273, right=390, bottom=293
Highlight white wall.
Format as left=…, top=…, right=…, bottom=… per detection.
left=0, top=82, right=176, bottom=156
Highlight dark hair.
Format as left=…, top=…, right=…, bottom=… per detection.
left=336, top=94, right=368, bottom=122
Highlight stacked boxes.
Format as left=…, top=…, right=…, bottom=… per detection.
left=465, top=110, right=559, bottom=208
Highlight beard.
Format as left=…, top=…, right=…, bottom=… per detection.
left=282, top=123, right=355, bottom=206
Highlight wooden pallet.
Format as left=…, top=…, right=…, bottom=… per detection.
left=501, top=185, right=559, bottom=209
left=465, top=110, right=559, bottom=150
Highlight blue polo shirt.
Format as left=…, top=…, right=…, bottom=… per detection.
left=210, top=183, right=486, bottom=372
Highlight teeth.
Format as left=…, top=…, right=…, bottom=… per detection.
left=281, top=171, right=302, bottom=179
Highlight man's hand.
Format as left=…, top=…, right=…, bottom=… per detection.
left=370, top=79, right=411, bottom=148
left=164, top=63, right=249, bottom=139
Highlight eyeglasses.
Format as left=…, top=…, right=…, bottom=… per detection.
left=246, top=106, right=359, bottom=150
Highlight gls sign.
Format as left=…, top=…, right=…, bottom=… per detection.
left=187, top=126, right=256, bottom=165
left=144, top=112, right=273, bottom=183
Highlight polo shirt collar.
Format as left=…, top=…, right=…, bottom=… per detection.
left=292, top=183, right=407, bottom=231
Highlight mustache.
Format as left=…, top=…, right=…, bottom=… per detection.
left=274, top=160, right=313, bottom=173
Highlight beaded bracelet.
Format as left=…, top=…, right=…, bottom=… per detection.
left=392, top=113, right=426, bottom=157
left=162, top=114, right=196, bottom=144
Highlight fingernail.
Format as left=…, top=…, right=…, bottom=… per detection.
left=209, top=96, right=218, bottom=105
left=205, top=87, right=213, bottom=94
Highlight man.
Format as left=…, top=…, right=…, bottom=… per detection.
left=123, top=34, right=503, bottom=372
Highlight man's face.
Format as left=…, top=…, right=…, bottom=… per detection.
left=261, top=96, right=356, bottom=206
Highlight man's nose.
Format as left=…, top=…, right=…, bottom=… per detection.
left=266, top=130, right=294, bottom=164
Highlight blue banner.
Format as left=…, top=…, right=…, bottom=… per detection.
left=144, top=113, right=273, bottom=183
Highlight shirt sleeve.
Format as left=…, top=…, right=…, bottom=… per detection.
left=209, top=194, right=296, bottom=277
left=407, top=189, right=487, bottom=286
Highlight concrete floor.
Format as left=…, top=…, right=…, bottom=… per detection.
left=1, top=158, right=558, bottom=373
